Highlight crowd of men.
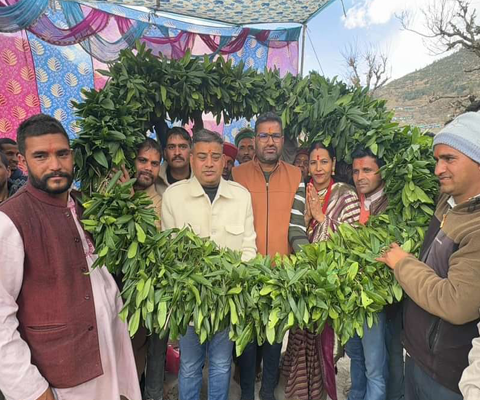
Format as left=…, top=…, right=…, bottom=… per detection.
left=0, top=111, right=479, bottom=400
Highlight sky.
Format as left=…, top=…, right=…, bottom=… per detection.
left=303, top=0, right=464, bottom=82
left=130, top=0, right=479, bottom=84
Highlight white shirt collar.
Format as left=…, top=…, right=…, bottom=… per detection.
left=448, top=193, right=480, bottom=208
left=364, top=187, right=385, bottom=210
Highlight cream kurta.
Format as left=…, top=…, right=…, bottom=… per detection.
left=0, top=195, right=141, bottom=400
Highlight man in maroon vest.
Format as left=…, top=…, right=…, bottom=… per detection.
left=0, top=114, right=140, bottom=400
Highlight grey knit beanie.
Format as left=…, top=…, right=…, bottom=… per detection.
left=433, top=112, right=480, bottom=164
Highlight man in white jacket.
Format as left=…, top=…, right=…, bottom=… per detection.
left=161, top=128, right=257, bottom=400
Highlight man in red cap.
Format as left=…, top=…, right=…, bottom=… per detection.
left=223, top=142, right=238, bottom=180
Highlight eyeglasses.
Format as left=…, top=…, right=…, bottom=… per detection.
left=257, top=133, right=283, bottom=143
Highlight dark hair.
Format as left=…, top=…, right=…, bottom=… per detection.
left=0, top=138, right=17, bottom=151
left=255, top=112, right=283, bottom=134
left=16, top=114, right=69, bottom=155
left=351, top=146, right=385, bottom=168
left=193, top=129, right=224, bottom=147
left=166, top=127, right=192, bottom=147
left=308, top=141, right=336, bottom=161
left=137, top=138, right=162, bottom=160
left=0, top=152, right=8, bottom=169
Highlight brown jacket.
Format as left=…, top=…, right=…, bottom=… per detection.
left=232, top=159, right=302, bottom=257
left=395, top=194, right=480, bottom=393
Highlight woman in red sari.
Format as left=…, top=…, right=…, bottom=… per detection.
left=282, top=142, right=361, bottom=400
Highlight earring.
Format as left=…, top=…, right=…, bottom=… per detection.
left=332, top=169, right=335, bottom=175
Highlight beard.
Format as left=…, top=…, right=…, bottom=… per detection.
left=28, top=169, right=73, bottom=195
left=135, top=172, right=154, bottom=190
left=257, top=147, right=280, bottom=164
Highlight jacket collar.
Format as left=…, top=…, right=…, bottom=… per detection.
left=252, top=157, right=282, bottom=174
left=158, top=162, right=193, bottom=187
left=142, top=184, right=161, bottom=201
left=448, top=193, right=480, bottom=210
left=188, top=175, right=234, bottom=199
left=25, top=182, right=70, bottom=208
left=158, top=162, right=169, bottom=186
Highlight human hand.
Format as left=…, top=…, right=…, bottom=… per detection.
left=376, top=243, right=410, bottom=269
left=36, top=387, right=55, bottom=400
left=119, top=164, right=131, bottom=184
left=307, top=183, right=325, bottom=223
left=110, top=165, right=134, bottom=195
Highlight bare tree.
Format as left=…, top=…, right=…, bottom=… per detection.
left=398, top=0, right=480, bottom=68
left=342, top=42, right=391, bottom=94
left=398, top=0, right=480, bottom=115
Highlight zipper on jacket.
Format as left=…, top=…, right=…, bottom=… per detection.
left=428, top=319, right=440, bottom=352
left=258, top=161, right=280, bottom=256
left=266, top=180, right=269, bottom=255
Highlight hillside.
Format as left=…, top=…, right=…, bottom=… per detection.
left=375, top=48, right=480, bottom=132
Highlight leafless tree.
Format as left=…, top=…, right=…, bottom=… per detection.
left=342, top=42, right=391, bottom=94
left=398, top=0, right=480, bottom=70
left=398, top=0, right=480, bottom=115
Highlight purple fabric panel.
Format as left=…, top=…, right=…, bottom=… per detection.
left=320, top=324, right=337, bottom=400
left=199, top=28, right=250, bottom=55
left=28, top=9, right=110, bottom=45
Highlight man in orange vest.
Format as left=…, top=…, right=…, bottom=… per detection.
left=232, top=112, right=308, bottom=400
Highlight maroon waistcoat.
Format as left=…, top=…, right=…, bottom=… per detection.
left=0, top=183, right=103, bottom=388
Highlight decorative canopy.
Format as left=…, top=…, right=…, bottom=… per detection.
left=64, top=0, right=336, bottom=24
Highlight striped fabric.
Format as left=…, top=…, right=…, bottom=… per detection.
left=282, top=328, right=328, bottom=400
left=309, top=182, right=360, bottom=243
left=289, top=181, right=309, bottom=252
left=282, top=182, right=361, bottom=400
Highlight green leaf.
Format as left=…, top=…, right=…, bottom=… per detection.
left=328, top=307, right=339, bottom=320
left=229, top=299, right=238, bottom=325
left=93, top=150, right=109, bottom=169
left=157, top=301, right=167, bottom=329
left=393, top=283, right=403, bottom=302
left=128, top=309, right=141, bottom=336
left=347, top=262, right=359, bottom=281
left=101, top=98, right=115, bottom=110
left=266, top=325, right=275, bottom=344
left=227, top=287, right=242, bottom=295
left=361, top=292, right=374, bottom=308
left=160, top=86, right=167, bottom=103
left=128, top=241, right=138, bottom=259
left=135, top=223, right=146, bottom=243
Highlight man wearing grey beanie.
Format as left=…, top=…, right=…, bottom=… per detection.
left=378, top=112, right=480, bottom=400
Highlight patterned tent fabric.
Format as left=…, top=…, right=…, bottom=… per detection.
left=0, top=0, right=300, bottom=141
left=68, top=0, right=336, bottom=24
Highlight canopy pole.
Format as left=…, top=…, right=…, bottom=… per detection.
left=300, top=23, right=307, bottom=77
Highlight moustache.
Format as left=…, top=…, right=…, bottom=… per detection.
left=172, top=156, right=185, bottom=161
left=138, top=172, right=154, bottom=179
left=43, top=172, right=71, bottom=182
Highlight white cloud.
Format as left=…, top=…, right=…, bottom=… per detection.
left=341, top=0, right=480, bottom=79
left=388, top=30, right=443, bottom=80
left=342, top=0, right=420, bottom=30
